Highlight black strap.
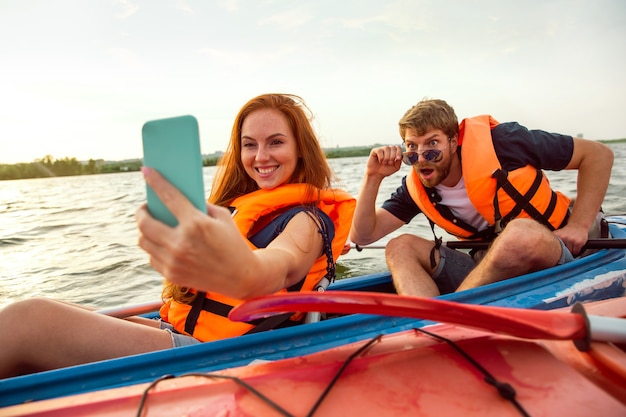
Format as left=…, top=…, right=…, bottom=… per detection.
left=243, top=313, right=295, bottom=335
left=423, top=187, right=498, bottom=269
left=429, top=231, right=443, bottom=269
left=423, top=187, right=495, bottom=270
left=491, top=168, right=557, bottom=231
left=306, top=208, right=336, bottom=284
left=184, top=207, right=337, bottom=338
left=600, top=216, right=610, bottom=238
left=184, top=292, right=296, bottom=336
left=425, top=187, right=496, bottom=241
left=184, top=291, right=210, bottom=335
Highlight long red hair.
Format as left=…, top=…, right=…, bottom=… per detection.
left=209, top=93, right=333, bottom=206
left=163, top=93, right=335, bottom=304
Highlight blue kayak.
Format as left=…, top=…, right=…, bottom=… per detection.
left=1, top=215, right=625, bottom=408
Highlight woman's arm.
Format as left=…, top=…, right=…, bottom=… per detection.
left=137, top=167, right=323, bottom=299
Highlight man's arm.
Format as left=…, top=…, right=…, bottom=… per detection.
left=555, top=138, right=614, bottom=255
left=350, top=146, right=406, bottom=245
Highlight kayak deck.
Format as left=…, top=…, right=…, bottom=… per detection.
left=1, top=216, right=625, bottom=408
left=5, top=297, right=625, bottom=417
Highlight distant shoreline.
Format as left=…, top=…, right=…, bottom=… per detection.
left=0, top=145, right=378, bottom=181
left=2, top=139, right=624, bottom=181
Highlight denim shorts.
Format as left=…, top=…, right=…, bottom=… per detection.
left=556, top=237, right=575, bottom=264
left=159, top=320, right=201, bottom=348
left=431, top=246, right=475, bottom=294
left=432, top=237, right=574, bottom=295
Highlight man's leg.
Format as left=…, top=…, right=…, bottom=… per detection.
left=385, top=234, right=443, bottom=297
left=456, top=218, right=563, bottom=292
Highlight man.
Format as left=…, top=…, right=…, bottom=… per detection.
left=350, top=98, right=613, bottom=297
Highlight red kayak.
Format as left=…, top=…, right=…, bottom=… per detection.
left=3, top=297, right=625, bottom=417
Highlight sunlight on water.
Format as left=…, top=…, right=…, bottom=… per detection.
left=0, top=143, right=624, bottom=309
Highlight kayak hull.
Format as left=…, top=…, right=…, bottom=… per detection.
left=1, top=216, right=625, bottom=408
left=5, top=297, right=625, bottom=417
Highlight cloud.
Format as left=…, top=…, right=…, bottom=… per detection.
left=2, top=0, right=625, bottom=165
left=106, top=47, right=141, bottom=68
left=216, top=0, right=240, bottom=13
left=175, top=0, right=195, bottom=15
left=113, top=0, right=139, bottom=19
left=257, top=7, right=314, bottom=30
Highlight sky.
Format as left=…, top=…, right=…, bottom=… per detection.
left=1, top=0, right=625, bottom=164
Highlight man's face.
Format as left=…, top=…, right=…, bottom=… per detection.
left=403, top=128, right=457, bottom=188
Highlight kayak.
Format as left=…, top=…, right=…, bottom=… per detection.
left=1, top=215, right=625, bottom=408
left=3, top=296, right=625, bottom=416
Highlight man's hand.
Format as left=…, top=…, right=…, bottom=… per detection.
left=366, top=146, right=403, bottom=179
left=554, top=224, right=589, bottom=256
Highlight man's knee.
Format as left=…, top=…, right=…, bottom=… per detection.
left=386, top=234, right=432, bottom=257
left=387, top=234, right=414, bottom=251
left=386, top=234, right=438, bottom=272
left=494, top=219, right=560, bottom=265
left=498, top=219, right=551, bottom=248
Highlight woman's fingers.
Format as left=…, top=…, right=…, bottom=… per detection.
left=141, top=167, right=203, bottom=224
left=206, top=203, right=234, bottom=220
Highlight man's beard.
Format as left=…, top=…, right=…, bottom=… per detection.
left=417, top=158, right=451, bottom=188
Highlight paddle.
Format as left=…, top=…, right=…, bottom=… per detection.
left=229, top=291, right=626, bottom=351
left=95, top=300, right=163, bottom=318
left=352, top=238, right=626, bottom=251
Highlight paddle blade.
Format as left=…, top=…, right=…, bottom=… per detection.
left=230, top=291, right=587, bottom=341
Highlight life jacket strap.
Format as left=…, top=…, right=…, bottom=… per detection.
left=183, top=292, right=295, bottom=336
left=425, top=188, right=482, bottom=237
left=429, top=233, right=443, bottom=270
left=424, top=189, right=497, bottom=253
left=491, top=168, right=557, bottom=231
left=243, top=313, right=295, bottom=334
left=427, top=187, right=496, bottom=241
left=184, top=292, right=225, bottom=335
left=183, top=207, right=337, bottom=338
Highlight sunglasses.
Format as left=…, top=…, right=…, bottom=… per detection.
left=402, top=140, right=449, bottom=165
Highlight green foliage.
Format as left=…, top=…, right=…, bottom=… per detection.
left=203, top=156, right=220, bottom=166
left=599, top=138, right=626, bottom=144
left=324, top=147, right=374, bottom=159
left=0, top=146, right=378, bottom=180
left=99, top=160, right=143, bottom=174
left=1, top=156, right=88, bottom=180
left=2, top=138, right=623, bottom=180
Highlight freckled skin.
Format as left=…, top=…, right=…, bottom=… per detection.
left=240, top=109, right=299, bottom=190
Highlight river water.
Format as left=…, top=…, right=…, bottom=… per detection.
left=1, top=144, right=625, bottom=310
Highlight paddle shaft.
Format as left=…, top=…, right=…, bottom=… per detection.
left=96, top=300, right=163, bottom=318
left=588, top=315, right=626, bottom=344
left=352, top=238, right=626, bottom=251
left=230, top=291, right=626, bottom=348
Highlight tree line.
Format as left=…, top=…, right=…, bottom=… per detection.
left=0, top=155, right=142, bottom=181
left=5, top=140, right=623, bottom=181
left=0, top=147, right=375, bottom=181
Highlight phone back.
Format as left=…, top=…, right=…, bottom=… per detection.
left=141, top=115, right=206, bottom=226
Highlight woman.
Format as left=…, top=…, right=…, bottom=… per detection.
left=0, top=94, right=355, bottom=378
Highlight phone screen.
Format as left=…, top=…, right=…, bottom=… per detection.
left=141, top=115, right=207, bottom=226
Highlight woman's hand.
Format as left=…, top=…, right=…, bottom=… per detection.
left=136, top=167, right=255, bottom=296
left=136, top=167, right=323, bottom=299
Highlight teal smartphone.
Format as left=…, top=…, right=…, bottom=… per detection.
left=141, top=115, right=207, bottom=227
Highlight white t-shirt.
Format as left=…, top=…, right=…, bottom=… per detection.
left=435, top=177, right=489, bottom=231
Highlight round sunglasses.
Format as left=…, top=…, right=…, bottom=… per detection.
left=402, top=140, right=449, bottom=165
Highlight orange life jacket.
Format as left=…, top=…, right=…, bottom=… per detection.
left=160, top=184, right=355, bottom=342
left=406, top=115, right=571, bottom=240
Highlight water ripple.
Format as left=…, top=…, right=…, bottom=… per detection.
left=1, top=148, right=625, bottom=309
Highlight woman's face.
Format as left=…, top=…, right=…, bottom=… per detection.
left=240, top=108, right=299, bottom=190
